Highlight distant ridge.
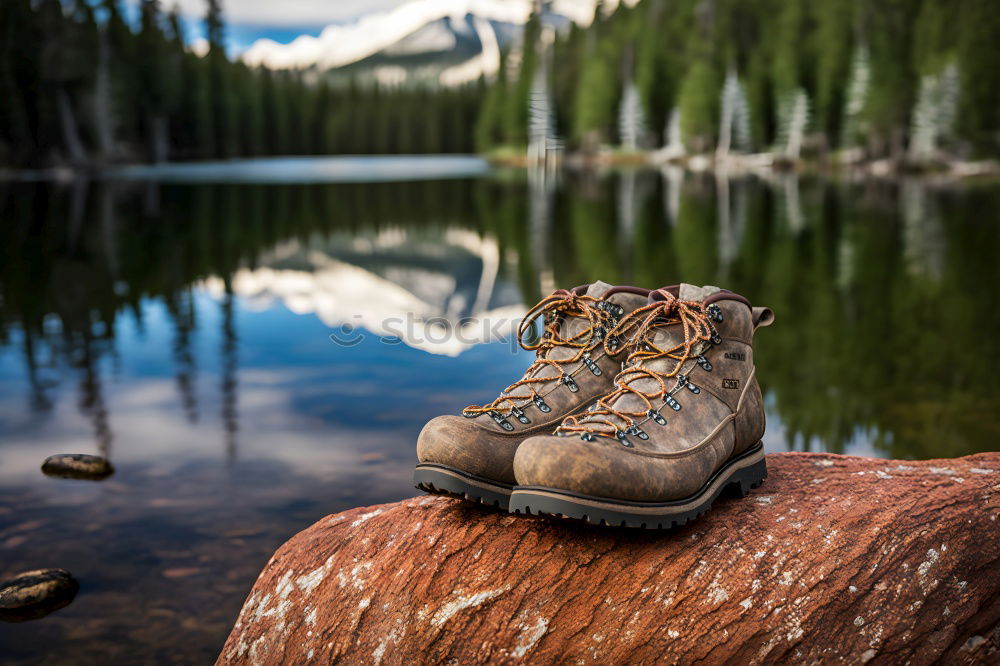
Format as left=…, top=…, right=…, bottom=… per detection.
left=240, top=0, right=616, bottom=86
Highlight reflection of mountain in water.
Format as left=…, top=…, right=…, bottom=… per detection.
left=204, top=228, right=524, bottom=356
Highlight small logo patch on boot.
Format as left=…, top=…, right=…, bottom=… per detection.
left=724, top=352, right=746, bottom=361
left=722, top=379, right=740, bottom=389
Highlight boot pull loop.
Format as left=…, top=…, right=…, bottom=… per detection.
left=752, top=306, right=775, bottom=330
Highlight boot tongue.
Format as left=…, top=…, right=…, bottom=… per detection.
left=540, top=281, right=614, bottom=367
left=643, top=284, right=715, bottom=366
left=641, top=283, right=717, bottom=365
left=585, top=280, right=614, bottom=299
left=678, top=283, right=722, bottom=301
left=594, top=286, right=715, bottom=419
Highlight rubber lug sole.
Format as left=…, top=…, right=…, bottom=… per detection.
left=508, top=443, right=767, bottom=530
left=414, top=463, right=512, bottom=510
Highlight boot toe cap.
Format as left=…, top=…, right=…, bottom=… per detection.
left=514, top=434, right=626, bottom=497
left=417, top=415, right=517, bottom=484
left=514, top=434, right=702, bottom=502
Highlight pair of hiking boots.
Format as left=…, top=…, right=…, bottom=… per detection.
left=413, top=281, right=774, bottom=529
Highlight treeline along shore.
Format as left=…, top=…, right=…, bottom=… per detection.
left=1, top=0, right=998, bottom=173
left=475, top=0, right=1000, bottom=172
left=0, top=0, right=480, bottom=169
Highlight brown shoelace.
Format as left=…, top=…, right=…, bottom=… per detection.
left=558, top=291, right=716, bottom=439
left=463, top=290, right=618, bottom=417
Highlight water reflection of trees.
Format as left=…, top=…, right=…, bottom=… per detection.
left=490, top=171, right=1000, bottom=459
left=1, top=174, right=997, bottom=460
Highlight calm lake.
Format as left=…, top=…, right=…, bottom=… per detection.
left=1, top=156, right=998, bottom=662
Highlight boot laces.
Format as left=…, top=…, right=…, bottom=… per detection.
left=558, top=291, right=716, bottom=439
left=463, top=290, right=619, bottom=416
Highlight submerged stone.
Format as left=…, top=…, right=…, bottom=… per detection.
left=41, top=453, right=114, bottom=480
left=0, top=569, right=79, bottom=622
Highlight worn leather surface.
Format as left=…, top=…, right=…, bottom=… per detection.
left=514, top=290, right=773, bottom=501
left=417, top=284, right=649, bottom=484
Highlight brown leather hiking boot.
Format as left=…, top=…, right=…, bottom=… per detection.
left=509, top=284, right=774, bottom=528
left=414, top=281, right=650, bottom=509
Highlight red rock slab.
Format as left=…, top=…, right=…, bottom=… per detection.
left=218, top=452, right=1000, bottom=664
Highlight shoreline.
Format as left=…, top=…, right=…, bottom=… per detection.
left=488, top=147, right=1000, bottom=182
left=3, top=151, right=999, bottom=184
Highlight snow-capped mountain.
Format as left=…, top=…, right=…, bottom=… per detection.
left=240, top=0, right=620, bottom=86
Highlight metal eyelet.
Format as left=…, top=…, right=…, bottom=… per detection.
left=710, top=330, right=723, bottom=345
left=599, top=301, right=624, bottom=318
left=697, top=355, right=713, bottom=372
left=665, top=394, right=681, bottom=411
left=626, top=425, right=648, bottom=440
left=582, top=355, right=602, bottom=376
left=581, top=432, right=595, bottom=441
left=615, top=430, right=633, bottom=447
left=489, top=410, right=515, bottom=431
left=462, top=409, right=477, bottom=418
left=510, top=406, right=530, bottom=424
left=562, top=373, right=579, bottom=392
left=533, top=395, right=552, bottom=413
left=707, top=303, right=724, bottom=323
left=678, top=374, right=701, bottom=394
left=648, top=409, right=667, bottom=426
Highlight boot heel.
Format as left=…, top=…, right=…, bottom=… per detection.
left=727, top=455, right=767, bottom=498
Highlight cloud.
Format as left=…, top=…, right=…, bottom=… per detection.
left=169, top=0, right=409, bottom=27
left=189, top=36, right=209, bottom=56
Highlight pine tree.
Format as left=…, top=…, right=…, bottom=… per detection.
left=475, top=54, right=508, bottom=151
left=205, top=0, right=237, bottom=157
left=717, top=67, right=751, bottom=156
left=677, top=60, right=718, bottom=153
left=0, top=0, right=39, bottom=164
left=618, top=79, right=646, bottom=150
left=233, top=64, right=264, bottom=156
left=861, top=0, right=920, bottom=157
left=814, top=0, right=856, bottom=145
left=137, top=0, right=172, bottom=161
left=840, top=45, right=871, bottom=149
left=634, top=0, right=678, bottom=144
left=770, top=0, right=809, bottom=99
left=956, top=0, right=1000, bottom=155
left=189, top=52, right=215, bottom=158
left=528, top=60, right=558, bottom=163
left=164, top=7, right=191, bottom=156
left=38, top=0, right=89, bottom=163
left=261, top=69, right=289, bottom=155
left=909, top=63, right=959, bottom=160
left=504, top=8, right=542, bottom=147
left=99, top=0, right=137, bottom=156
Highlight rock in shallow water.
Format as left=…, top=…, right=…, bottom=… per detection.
left=0, top=569, right=79, bottom=622
left=218, top=452, right=1000, bottom=664
left=41, top=453, right=114, bottom=480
